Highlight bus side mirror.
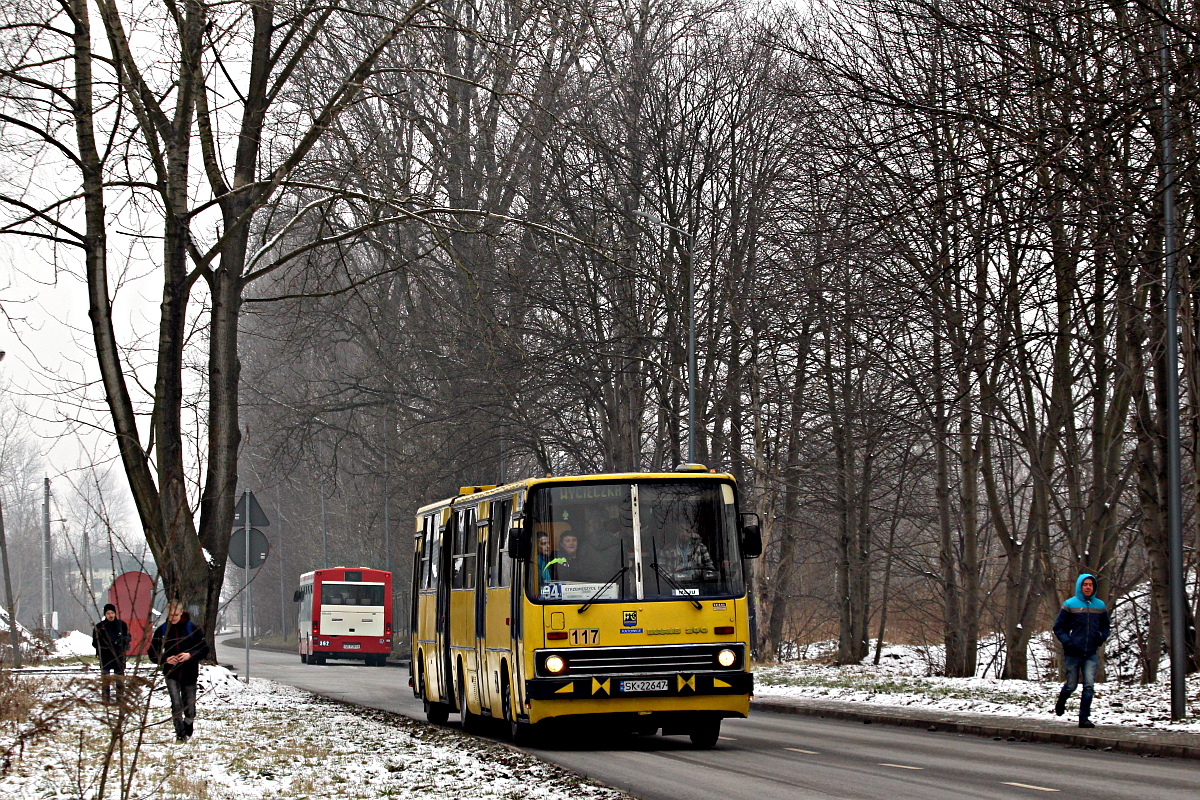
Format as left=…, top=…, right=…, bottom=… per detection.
left=508, top=527, right=531, bottom=560
left=292, top=589, right=302, bottom=602
left=739, top=513, right=762, bottom=558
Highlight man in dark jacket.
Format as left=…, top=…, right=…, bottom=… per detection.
left=149, top=600, right=209, bottom=742
left=92, top=603, right=130, bottom=704
left=1052, top=573, right=1110, bottom=728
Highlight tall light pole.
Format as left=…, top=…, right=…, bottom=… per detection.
left=635, top=210, right=697, bottom=464
left=42, top=477, right=52, bottom=634
left=1157, top=5, right=1189, bottom=722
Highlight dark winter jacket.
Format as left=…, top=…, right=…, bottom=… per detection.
left=91, top=618, right=130, bottom=667
left=1053, top=573, right=1110, bottom=658
left=148, top=615, right=209, bottom=685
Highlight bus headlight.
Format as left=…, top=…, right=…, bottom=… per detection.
left=717, top=649, right=737, bottom=668
left=545, top=655, right=567, bottom=674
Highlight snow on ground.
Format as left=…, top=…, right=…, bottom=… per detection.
left=52, top=630, right=95, bottom=658
left=1, top=664, right=629, bottom=800
left=0, top=609, right=50, bottom=662
left=757, top=639, right=1200, bottom=731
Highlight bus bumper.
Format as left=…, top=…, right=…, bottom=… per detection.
left=525, top=670, right=752, bottom=700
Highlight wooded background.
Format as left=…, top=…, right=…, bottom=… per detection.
left=2, top=0, right=1198, bottom=680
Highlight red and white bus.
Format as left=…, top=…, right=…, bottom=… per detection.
left=295, top=567, right=392, bottom=666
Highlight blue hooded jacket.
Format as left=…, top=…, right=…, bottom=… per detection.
left=1052, top=573, right=1110, bottom=658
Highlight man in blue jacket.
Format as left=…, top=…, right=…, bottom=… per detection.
left=1052, top=573, right=1110, bottom=728
left=149, top=600, right=210, bottom=742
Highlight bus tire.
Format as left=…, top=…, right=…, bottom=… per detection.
left=457, top=663, right=482, bottom=734
left=425, top=699, right=451, bottom=724
left=300, top=653, right=307, bottom=664
left=502, top=668, right=535, bottom=745
left=689, top=719, right=721, bottom=749
left=420, top=669, right=451, bottom=724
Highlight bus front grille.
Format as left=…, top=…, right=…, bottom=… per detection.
left=535, top=644, right=745, bottom=677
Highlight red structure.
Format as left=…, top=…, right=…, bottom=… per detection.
left=108, top=572, right=156, bottom=656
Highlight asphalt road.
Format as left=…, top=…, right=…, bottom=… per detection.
left=217, top=640, right=1198, bottom=800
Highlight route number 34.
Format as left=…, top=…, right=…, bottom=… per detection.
left=569, top=628, right=599, bottom=645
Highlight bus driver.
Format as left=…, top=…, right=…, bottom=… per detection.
left=659, top=522, right=717, bottom=582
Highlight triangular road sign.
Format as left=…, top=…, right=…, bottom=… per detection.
left=233, top=491, right=270, bottom=528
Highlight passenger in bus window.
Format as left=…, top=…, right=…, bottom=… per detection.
left=588, top=510, right=632, bottom=568
left=660, top=522, right=717, bottom=582
left=537, top=532, right=556, bottom=582
left=555, top=533, right=583, bottom=581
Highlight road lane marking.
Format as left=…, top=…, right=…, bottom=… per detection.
left=719, top=736, right=736, bottom=741
left=879, top=763, right=923, bottom=770
left=1001, top=783, right=1059, bottom=793
left=785, top=747, right=819, bottom=754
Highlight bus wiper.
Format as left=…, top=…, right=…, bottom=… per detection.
left=649, top=562, right=703, bottom=609
left=577, top=566, right=628, bottom=614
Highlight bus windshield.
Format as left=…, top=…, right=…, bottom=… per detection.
left=526, top=480, right=743, bottom=603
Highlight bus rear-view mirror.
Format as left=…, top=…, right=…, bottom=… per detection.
left=507, top=527, right=531, bottom=560
left=739, top=513, right=762, bottom=559
left=292, top=589, right=302, bottom=602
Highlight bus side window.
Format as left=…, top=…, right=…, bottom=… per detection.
left=489, top=499, right=512, bottom=588
left=451, top=512, right=463, bottom=589
left=458, top=508, right=477, bottom=589
left=420, top=515, right=434, bottom=590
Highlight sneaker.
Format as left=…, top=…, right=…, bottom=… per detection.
left=1079, top=720, right=1095, bottom=729
left=1054, top=694, right=1066, bottom=716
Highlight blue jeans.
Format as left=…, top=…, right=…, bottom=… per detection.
left=1060, top=653, right=1098, bottom=720
left=166, top=678, right=197, bottom=723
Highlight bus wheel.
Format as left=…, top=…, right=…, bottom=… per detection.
left=457, top=665, right=482, bottom=734
left=689, top=719, right=721, bottom=749
left=300, top=653, right=307, bottom=664
left=502, top=671, right=535, bottom=746
left=420, top=670, right=451, bottom=724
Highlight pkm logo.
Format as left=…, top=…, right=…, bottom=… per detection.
left=623, top=610, right=638, bottom=627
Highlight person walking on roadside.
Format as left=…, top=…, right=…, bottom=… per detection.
left=149, top=600, right=209, bottom=743
left=91, top=603, right=130, bottom=704
left=1052, top=573, right=1110, bottom=728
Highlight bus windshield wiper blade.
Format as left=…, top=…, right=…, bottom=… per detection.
left=649, top=562, right=703, bottom=609
left=578, top=566, right=628, bottom=613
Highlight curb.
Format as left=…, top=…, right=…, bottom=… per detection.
left=750, top=699, right=1200, bottom=761
left=220, top=639, right=410, bottom=668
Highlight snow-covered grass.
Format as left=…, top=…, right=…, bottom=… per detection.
left=756, top=639, right=1200, bottom=731
left=1, top=663, right=629, bottom=800
left=0, top=609, right=53, bottom=664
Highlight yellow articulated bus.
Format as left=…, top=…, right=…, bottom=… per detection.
left=409, top=466, right=761, bottom=747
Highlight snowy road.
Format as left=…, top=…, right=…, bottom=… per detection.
left=218, top=641, right=1199, bottom=800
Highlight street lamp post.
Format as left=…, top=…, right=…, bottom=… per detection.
left=635, top=210, right=696, bottom=464
left=1157, top=7, right=1189, bottom=722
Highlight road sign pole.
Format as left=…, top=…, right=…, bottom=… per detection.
left=244, top=489, right=251, bottom=683
left=232, top=489, right=270, bottom=683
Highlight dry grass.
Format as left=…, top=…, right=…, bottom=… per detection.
left=0, top=672, right=71, bottom=776
left=166, top=773, right=210, bottom=799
